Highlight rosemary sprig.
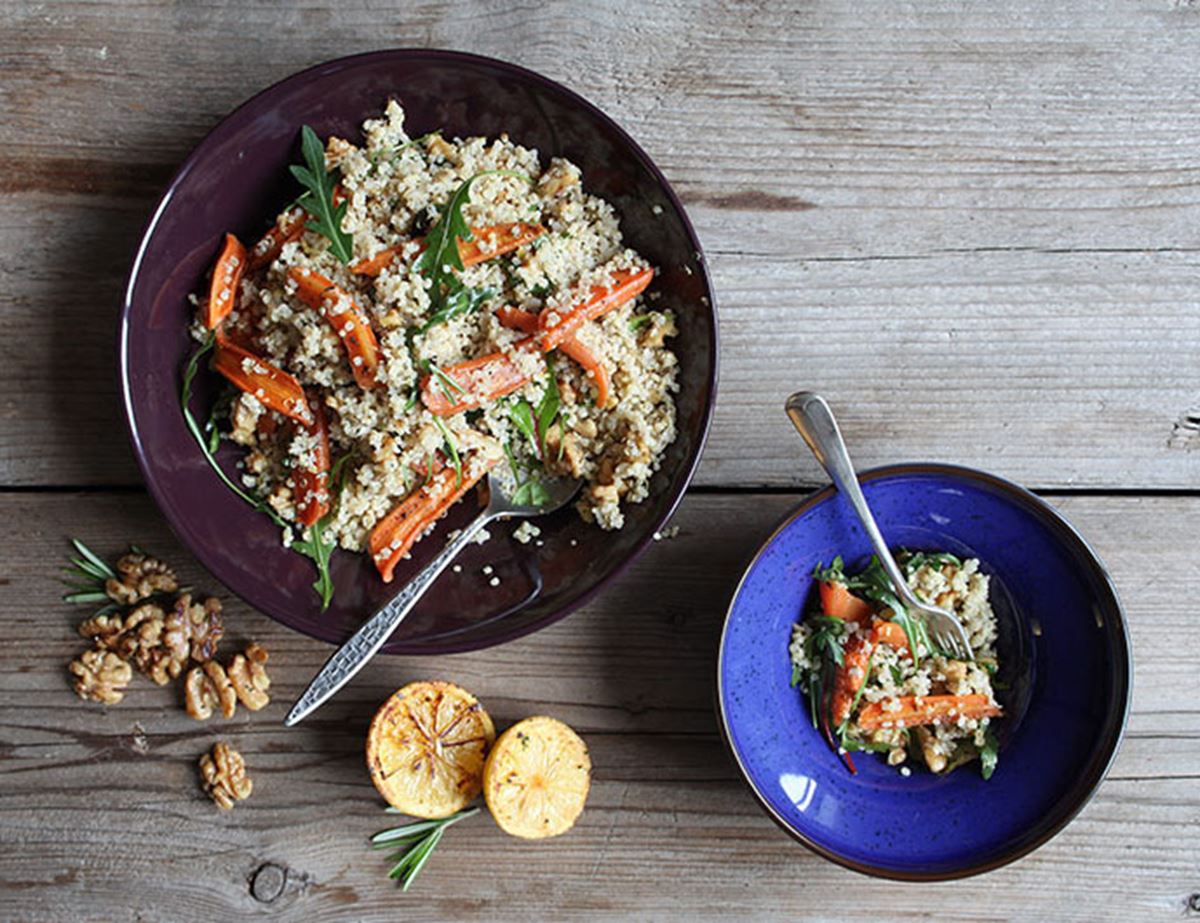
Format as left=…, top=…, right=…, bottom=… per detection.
left=61, top=539, right=119, bottom=612
left=371, top=807, right=479, bottom=891
left=422, top=358, right=466, bottom=407
left=291, top=125, right=354, bottom=264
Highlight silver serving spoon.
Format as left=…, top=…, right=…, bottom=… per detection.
left=785, top=391, right=974, bottom=660
left=285, top=469, right=580, bottom=726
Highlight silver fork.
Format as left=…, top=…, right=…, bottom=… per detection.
left=785, top=391, right=974, bottom=661
left=284, top=469, right=581, bottom=726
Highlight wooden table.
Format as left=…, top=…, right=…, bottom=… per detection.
left=2, top=3, right=1196, bottom=919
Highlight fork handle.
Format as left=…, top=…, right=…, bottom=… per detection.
left=284, top=509, right=493, bottom=727
left=785, top=392, right=920, bottom=609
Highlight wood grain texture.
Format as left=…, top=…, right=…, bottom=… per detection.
left=2, top=1, right=1200, bottom=488
left=0, top=491, right=1195, bottom=921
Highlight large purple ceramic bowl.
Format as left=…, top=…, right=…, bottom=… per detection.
left=717, top=464, right=1131, bottom=879
left=119, top=50, right=717, bottom=653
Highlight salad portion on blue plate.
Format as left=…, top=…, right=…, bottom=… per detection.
left=718, top=464, right=1130, bottom=879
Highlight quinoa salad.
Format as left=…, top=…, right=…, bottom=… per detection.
left=788, top=552, right=1003, bottom=778
left=184, top=101, right=679, bottom=606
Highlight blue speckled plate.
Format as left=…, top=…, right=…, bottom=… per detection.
left=717, top=463, right=1131, bottom=879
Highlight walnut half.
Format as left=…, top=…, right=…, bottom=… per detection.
left=69, top=649, right=132, bottom=705
left=184, top=643, right=271, bottom=720
left=104, top=552, right=178, bottom=606
left=199, top=742, right=252, bottom=810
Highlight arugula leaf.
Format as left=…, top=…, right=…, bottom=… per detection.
left=509, top=399, right=537, bottom=445
left=980, top=727, right=1000, bottom=780
left=291, top=125, right=353, bottom=264
left=502, top=440, right=552, bottom=508
left=291, top=518, right=336, bottom=611
left=432, top=416, right=462, bottom=488
left=415, top=169, right=532, bottom=303
left=535, top=355, right=561, bottom=459
left=901, top=550, right=963, bottom=578
left=790, top=662, right=804, bottom=688
left=418, top=283, right=495, bottom=334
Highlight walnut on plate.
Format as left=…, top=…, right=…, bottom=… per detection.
left=199, top=741, right=252, bottom=810
left=104, top=552, right=178, bottom=606
left=69, top=649, right=132, bottom=705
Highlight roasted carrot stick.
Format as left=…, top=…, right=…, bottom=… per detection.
left=369, top=454, right=499, bottom=582
left=286, top=267, right=380, bottom=389
left=496, top=307, right=611, bottom=408
left=829, top=618, right=914, bottom=725
left=203, top=234, right=247, bottom=330
left=419, top=340, right=540, bottom=416
left=456, top=222, right=545, bottom=267
left=247, top=207, right=306, bottom=271
left=819, top=581, right=874, bottom=623
left=292, top=397, right=331, bottom=527
left=350, top=223, right=545, bottom=276
left=538, top=267, right=653, bottom=351
left=856, top=694, right=1001, bottom=731
left=211, top=341, right=313, bottom=425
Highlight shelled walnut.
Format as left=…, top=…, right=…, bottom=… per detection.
left=104, top=552, right=178, bottom=605
left=185, top=643, right=271, bottom=720
left=69, top=649, right=132, bottom=704
left=199, top=741, right=252, bottom=810
left=165, top=594, right=224, bottom=663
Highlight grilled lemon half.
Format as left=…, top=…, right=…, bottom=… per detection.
left=483, top=716, right=591, bottom=839
left=366, top=680, right=496, bottom=819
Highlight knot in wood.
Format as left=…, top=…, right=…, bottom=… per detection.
left=1187, top=893, right=1200, bottom=914
left=250, top=862, right=287, bottom=903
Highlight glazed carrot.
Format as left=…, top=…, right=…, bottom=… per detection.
left=211, top=341, right=313, bottom=425
left=287, top=267, right=380, bottom=389
left=538, top=267, right=653, bottom=351
left=203, top=234, right=247, bottom=330
left=831, top=634, right=873, bottom=726
left=496, top=307, right=611, bottom=407
left=369, top=454, right=500, bottom=582
left=872, top=619, right=910, bottom=650
left=292, top=397, right=331, bottom=527
left=456, top=222, right=545, bottom=267
left=420, top=343, right=537, bottom=416
left=856, top=694, right=1001, bottom=732
left=819, top=581, right=873, bottom=623
left=350, top=223, right=545, bottom=277
left=247, top=206, right=306, bottom=271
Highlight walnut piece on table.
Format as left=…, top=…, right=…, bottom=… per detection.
left=165, top=593, right=224, bottom=663
left=185, top=643, right=270, bottom=720
left=227, top=643, right=271, bottom=712
left=104, top=552, right=178, bottom=606
left=199, top=741, right=252, bottom=810
left=69, top=649, right=132, bottom=704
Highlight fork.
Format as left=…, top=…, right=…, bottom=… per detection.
left=785, top=391, right=974, bottom=661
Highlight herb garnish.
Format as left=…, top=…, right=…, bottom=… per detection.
left=979, top=727, right=1000, bottom=780
left=422, top=358, right=466, bottom=406
left=371, top=807, right=479, bottom=892
left=509, top=357, right=562, bottom=461
left=418, top=285, right=496, bottom=334
left=432, top=416, right=462, bottom=488
left=415, top=170, right=532, bottom=322
left=291, top=125, right=354, bottom=264
left=61, top=539, right=121, bottom=617
left=503, top=442, right=553, bottom=507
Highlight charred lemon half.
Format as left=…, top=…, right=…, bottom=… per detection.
left=483, top=716, right=591, bottom=839
left=366, top=680, right=496, bottom=818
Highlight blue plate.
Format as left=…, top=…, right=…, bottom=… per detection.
left=717, top=463, right=1131, bottom=879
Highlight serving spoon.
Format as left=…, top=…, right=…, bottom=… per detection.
left=785, top=391, right=974, bottom=661
left=285, top=469, right=581, bottom=726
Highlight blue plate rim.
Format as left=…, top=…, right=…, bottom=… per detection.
left=715, top=461, right=1132, bottom=880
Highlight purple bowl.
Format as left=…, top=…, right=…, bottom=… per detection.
left=717, top=464, right=1131, bottom=879
left=119, top=50, right=717, bottom=653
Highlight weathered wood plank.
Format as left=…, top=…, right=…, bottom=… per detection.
left=0, top=491, right=1194, bottom=920
left=2, top=1, right=1200, bottom=488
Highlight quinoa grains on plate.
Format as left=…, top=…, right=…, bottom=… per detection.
left=185, top=101, right=680, bottom=607
left=789, top=551, right=1003, bottom=778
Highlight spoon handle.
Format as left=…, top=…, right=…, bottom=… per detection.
left=784, top=392, right=917, bottom=607
left=284, top=511, right=491, bottom=726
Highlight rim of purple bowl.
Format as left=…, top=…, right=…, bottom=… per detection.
left=715, top=462, right=1132, bottom=880
left=117, top=49, right=719, bottom=653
